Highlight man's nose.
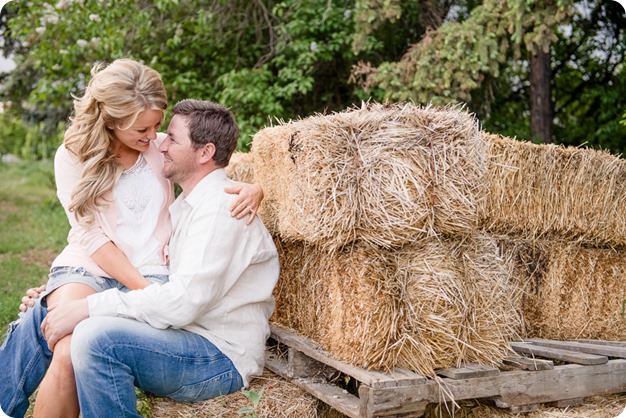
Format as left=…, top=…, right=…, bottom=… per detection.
left=158, top=138, right=168, bottom=152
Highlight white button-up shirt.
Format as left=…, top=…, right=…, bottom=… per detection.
left=87, top=168, right=280, bottom=386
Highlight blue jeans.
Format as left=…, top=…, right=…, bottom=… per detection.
left=0, top=299, right=51, bottom=417
left=0, top=269, right=169, bottom=417
left=71, top=317, right=243, bottom=417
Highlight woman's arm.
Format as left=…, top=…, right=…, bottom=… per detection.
left=91, top=243, right=151, bottom=289
left=225, top=182, right=264, bottom=225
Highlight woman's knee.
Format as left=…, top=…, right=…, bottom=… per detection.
left=50, top=336, right=74, bottom=371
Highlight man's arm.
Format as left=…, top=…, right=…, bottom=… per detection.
left=42, top=185, right=259, bottom=344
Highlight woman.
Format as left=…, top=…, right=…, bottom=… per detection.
left=0, top=58, right=263, bottom=418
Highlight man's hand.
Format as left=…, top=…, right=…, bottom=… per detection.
left=41, top=299, right=89, bottom=351
left=19, top=284, right=46, bottom=312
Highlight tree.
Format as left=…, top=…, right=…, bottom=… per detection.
left=0, top=0, right=424, bottom=148
left=353, top=0, right=626, bottom=149
left=1, top=0, right=625, bottom=155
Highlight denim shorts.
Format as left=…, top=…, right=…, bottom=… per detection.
left=40, top=266, right=169, bottom=306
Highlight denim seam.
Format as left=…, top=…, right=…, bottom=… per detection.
left=8, top=346, right=42, bottom=414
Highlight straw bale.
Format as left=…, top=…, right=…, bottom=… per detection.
left=272, top=235, right=522, bottom=377
left=252, top=103, right=486, bottom=250
left=272, top=239, right=401, bottom=369
left=393, top=235, right=522, bottom=374
left=501, top=239, right=626, bottom=340
left=150, top=369, right=342, bottom=418
left=483, top=133, right=626, bottom=247
left=225, top=151, right=255, bottom=183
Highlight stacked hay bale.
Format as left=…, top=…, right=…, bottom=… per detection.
left=482, top=133, right=626, bottom=246
left=483, top=133, right=626, bottom=340
left=248, top=103, right=522, bottom=378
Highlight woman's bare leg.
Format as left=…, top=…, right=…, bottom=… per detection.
left=33, top=283, right=96, bottom=418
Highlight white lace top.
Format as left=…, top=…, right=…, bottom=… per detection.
left=114, top=154, right=168, bottom=275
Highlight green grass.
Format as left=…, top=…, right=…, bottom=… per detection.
left=0, top=160, right=68, bottom=342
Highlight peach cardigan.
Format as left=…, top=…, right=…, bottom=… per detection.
left=51, top=140, right=173, bottom=277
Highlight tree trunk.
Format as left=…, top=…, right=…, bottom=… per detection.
left=530, top=47, right=553, bottom=143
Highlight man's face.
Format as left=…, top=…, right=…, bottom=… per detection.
left=159, top=114, right=198, bottom=185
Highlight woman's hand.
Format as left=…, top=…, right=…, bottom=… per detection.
left=225, top=182, right=264, bottom=225
left=19, top=284, right=47, bottom=312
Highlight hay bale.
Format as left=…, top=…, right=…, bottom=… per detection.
left=393, top=235, right=522, bottom=373
left=150, top=369, right=342, bottom=417
left=272, top=235, right=522, bottom=377
left=225, top=151, right=255, bottom=183
left=272, top=240, right=401, bottom=369
left=483, top=133, right=626, bottom=247
left=502, top=239, right=626, bottom=340
left=253, top=103, right=486, bottom=250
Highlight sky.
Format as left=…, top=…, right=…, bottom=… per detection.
left=0, top=0, right=15, bottom=72
left=0, top=55, right=15, bottom=72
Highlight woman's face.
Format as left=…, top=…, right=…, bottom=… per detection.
left=111, top=109, right=163, bottom=153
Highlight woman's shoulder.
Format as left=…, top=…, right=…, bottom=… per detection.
left=54, top=143, right=77, bottom=164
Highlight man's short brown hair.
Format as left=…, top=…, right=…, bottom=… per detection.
left=172, top=99, right=239, bottom=166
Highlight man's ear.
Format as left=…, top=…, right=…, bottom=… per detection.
left=198, top=143, right=216, bottom=164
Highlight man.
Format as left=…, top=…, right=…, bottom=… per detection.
left=26, top=100, right=279, bottom=416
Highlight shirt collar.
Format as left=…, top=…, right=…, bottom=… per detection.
left=180, top=168, right=228, bottom=209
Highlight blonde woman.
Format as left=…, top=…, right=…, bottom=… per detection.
left=0, top=59, right=263, bottom=418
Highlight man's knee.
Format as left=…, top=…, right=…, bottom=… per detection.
left=70, top=317, right=110, bottom=371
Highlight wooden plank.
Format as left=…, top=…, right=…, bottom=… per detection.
left=511, top=342, right=607, bottom=365
left=287, top=348, right=336, bottom=380
left=265, top=351, right=362, bottom=418
left=361, top=360, right=626, bottom=411
left=575, top=339, right=626, bottom=348
left=359, top=384, right=428, bottom=418
left=546, top=398, right=584, bottom=408
left=437, top=363, right=500, bottom=379
left=270, top=323, right=427, bottom=388
left=527, top=339, right=626, bottom=358
left=502, top=356, right=554, bottom=371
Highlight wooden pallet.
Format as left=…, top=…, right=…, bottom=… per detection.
left=265, top=324, right=626, bottom=417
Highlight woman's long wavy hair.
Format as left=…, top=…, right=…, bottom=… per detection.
left=64, top=59, right=168, bottom=224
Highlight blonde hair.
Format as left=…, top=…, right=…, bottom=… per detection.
left=64, top=59, right=167, bottom=224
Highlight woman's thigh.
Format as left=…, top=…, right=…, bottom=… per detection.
left=41, top=267, right=111, bottom=307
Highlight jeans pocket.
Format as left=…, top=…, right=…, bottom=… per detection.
left=168, top=370, right=242, bottom=402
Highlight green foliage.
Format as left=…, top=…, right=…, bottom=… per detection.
left=1, top=0, right=425, bottom=152
left=0, top=112, right=64, bottom=160
left=0, top=112, right=27, bottom=156
left=238, top=388, right=265, bottom=418
left=1, top=0, right=625, bottom=154
left=368, top=0, right=574, bottom=106
left=135, top=389, right=156, bottom=417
